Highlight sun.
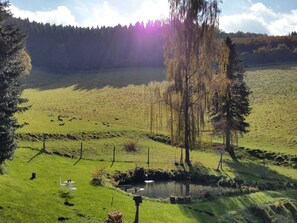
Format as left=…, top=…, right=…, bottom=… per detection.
left=131, top=0, right=169, bottom=24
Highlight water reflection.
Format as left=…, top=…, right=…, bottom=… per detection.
left=132, top=181, right=227, bottom=199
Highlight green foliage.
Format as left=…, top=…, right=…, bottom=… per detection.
left=210, top=37, right=251, bottom=159
left=163, top=0, right=220, bottom=163
left=0, top=2, right=29, bottom=164
left=91, top=166, right=106, bottom=186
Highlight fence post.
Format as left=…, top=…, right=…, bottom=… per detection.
left=113, top=146, right=116, bottom=162
left=42, top=134, right=46, bottom=152
left=147, top=148, right=150, bottom=167
left=80, top=142, right=83, bottom=159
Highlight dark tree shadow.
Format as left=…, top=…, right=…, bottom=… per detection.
left=25, top=67, right=165, bottom=91
left=73, top=158, right=82, bottom=166
left=224, top=160, right=296, bottom=184
left=176, top=160, right=297, bottom=222
left=27, top=148, right=46, bottom=163
left=189, top=162, right=214, bottom=175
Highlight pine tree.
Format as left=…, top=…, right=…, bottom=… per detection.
left=210, top=37, right=251, bottom=160
left=0, top=1, right=30, bottom=165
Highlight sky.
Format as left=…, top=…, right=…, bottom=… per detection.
left=8, top=0, right=297, bottom=35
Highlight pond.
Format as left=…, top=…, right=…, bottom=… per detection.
left=126, top=181, right=238, bottom=199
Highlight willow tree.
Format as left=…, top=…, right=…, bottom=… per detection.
left=163, top=0, right=220, bottom=164
left=0, top=1, right=31, bottom=165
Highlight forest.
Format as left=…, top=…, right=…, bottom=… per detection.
left=8, top=18, right=297, bottom=73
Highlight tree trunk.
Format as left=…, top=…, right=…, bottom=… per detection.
left=226, top=91, right=237, bottom=161
left=184, top=72, right=190, bottom=164
left=225, top=129, right=237, bottom=161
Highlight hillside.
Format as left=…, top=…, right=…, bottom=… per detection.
left=17, top=66, right=297, bottom=155
left=0, top=65, right=295, bottom=222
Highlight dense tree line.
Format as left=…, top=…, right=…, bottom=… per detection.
left=8, top=18, right=165, bottom=72
left=8, top=18, right=297, bottom=73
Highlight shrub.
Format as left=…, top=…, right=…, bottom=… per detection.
left=123, top=140, right=139, bottom=152
left=91, top=167, right=106, bottom=186
left=107, top=211, right=123, bottom=223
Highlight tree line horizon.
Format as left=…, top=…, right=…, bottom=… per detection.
left=8, top=17, right=297, bottom=73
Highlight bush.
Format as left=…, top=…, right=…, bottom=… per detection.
left=91, top=167, right=106, bottom=186
left=123, top=140, right=139, bottom=152
left=107, top=211, right=123, bottom=223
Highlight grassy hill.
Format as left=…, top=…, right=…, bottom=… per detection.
left=18, top=65, right=297, bottom=154
left=243, top=65, right=297, bottom=154
left=0, top=65, right=296, bottom=222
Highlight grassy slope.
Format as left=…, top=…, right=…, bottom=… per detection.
left=242, top=65, right=297, bottom=154
left=18, top=66, right=297, bottom=154
left=1, top=65, right=296, bottom=222
left=1, top=148, right=297, bottom=223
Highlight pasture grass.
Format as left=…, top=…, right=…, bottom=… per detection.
left=1, top=148, right=297, bottom=223
left=242, top=65, right=297, bottom=154
left=18, top=66, right=297, bottom=155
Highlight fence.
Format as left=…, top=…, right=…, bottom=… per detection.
left=17, top=136, right=181, bottom=167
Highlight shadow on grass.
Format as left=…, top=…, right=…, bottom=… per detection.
left=189, top=162, right=215, bottom=175
left=25, top=67, right=165, bottom=91
left=178, top=189, right=297, bottom=223
left=60, top=191, right=75, bottom=199
left=177, top=160, right=297, bottom=222
left=27, top=148, right=46, bottom=163
left=225, top=160, right=294, bottom=183
left=73, top=158, right=82, bottom=166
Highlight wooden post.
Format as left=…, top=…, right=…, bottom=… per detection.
left=113, top=146, right=115, bottom=162
left=262, top=158, right=266, bottom=178
left=147, top=148, right=150, bottom=167
left=80, top=142, right=83, bottom=159
left=43, top=134, right=46, bottom=152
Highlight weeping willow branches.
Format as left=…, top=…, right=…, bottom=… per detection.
left=161, top=0, right=225, bottom=163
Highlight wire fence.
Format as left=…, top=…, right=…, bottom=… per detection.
left=18, top=138, right=181, bottom=167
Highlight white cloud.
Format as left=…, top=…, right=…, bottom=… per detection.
left=77, top=0, right=169, bottom=27
left=10, top=4, right=78, bottom=26
left=78, top=1, right=127, bottom=27
left=130, top=0, right=169, bottom=24
left=9, top=0, right=169, bottom=28
left=220, top=2, right=297, bottom=35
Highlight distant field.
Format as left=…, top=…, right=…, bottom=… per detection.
left=17, top=65, right=297, bottom=155
left=243, top=65, right=297, bottom=154
left=18, top=67, right=166, bottom=134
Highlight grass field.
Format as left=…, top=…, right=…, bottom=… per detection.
left=243, top=65, right=297, bottom=154
left=1, top=148, right=297, bottom=223
left=18, top=65, right=297, bottom=154
left=1, top=65, right=296, bottom=222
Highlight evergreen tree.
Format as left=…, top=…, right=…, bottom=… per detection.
left=210, top=37, right=251, bottom=160
left=0, top=1, right=29, bottom=165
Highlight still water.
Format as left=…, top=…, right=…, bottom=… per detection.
left=132, top=181, right=229, bottom=199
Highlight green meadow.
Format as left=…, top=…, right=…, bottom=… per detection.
left=1, top=65, right=296, bottom=222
